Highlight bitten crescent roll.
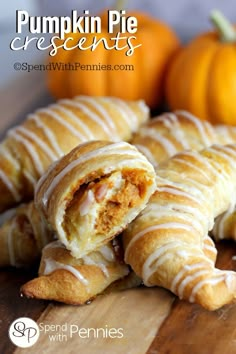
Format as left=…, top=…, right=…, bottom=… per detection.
left=21, top=239, right=130, bottom=305
left=0, top=96, right=149, bottom=212
left=0, top=202, right=53, bottom=268
left=123, top=144, right=236, bottom=310
left=131, top=110, right=236, bottom=242
left=35, top=141, right=156, bottom=258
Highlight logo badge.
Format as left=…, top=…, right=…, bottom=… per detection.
left=9, top=317, right=40, bottom=348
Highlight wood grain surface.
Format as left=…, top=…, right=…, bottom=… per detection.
left=0, top=74, right=236, bottom=354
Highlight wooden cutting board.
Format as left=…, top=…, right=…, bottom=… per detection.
left=0, top=73, right=236, bottom=354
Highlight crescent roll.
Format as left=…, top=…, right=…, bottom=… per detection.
left=21, top=240, right=130, bottom=305
left=131, top=110, right=236, bottom=166
left=131, top=110, right=236, bottom=242
left=0, top=202, right=53, bottom=268
left=0, top=96, right=149, bottom=212
left=123, top=144, right=236, bottom=310
left=35, top=141, right=156, bottom=258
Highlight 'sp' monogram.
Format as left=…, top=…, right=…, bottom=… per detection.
left=9, top=317, right=40, bottom=348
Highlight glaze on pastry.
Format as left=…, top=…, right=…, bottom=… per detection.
left=35, top=141, right=156, bottom=258
left=21, top=240, right=130, bottom=305
left=0, top=96, right=149, bottom=212
left=131, top=110, right=236, bottom=242
left=123, top=144, right=236, bottom=310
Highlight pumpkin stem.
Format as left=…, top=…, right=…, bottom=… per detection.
left=115, top=0, right=127, bottom=11
left=210, top=10, right=236, bottom=42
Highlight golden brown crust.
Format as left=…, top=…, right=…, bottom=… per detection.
left=35, top=141, right=156, bottom=258
left=123, top=144, right=236, bottom=310
left=21, top=241, right=129, bottom=305
left=0, top=202, right=53, bottom=268
left=0, top=97, right=149, bottom=212
left=131, top=111, right=236, bottom=243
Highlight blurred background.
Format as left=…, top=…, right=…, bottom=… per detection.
left=1, top=0, right=236, bottom=87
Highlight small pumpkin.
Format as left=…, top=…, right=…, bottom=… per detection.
left=165, top=10, right=236, bottom=125
left=47, top=3, right=179, bottom=109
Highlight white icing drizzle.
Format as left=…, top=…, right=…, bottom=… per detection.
left=177, top=269, right=210, bottom=299
left=217, top=144, right=236, bottom=158
left=139, top=128, right=177, bottom=157
left=225, top=272, right=235, bottom=291
left=100, top=97, right=133, bottom=130
left=111, top=97, right=138, bottom=126
left=43, top=257, right=89, bottom=285
left=156, top=186, right=202, bottom=206
left=0, top=169, right=20, bottom=201
left=42, top=142, right=147, bottom=210
left=156, top=174, right=211, bottom=207
left=137, top=100, right=149, bottom=120
left=138, top=208, right=203, bottom=235
left=52, top=104, right=92, bottom=141
left=204, top=121, right=217, bottom=141
left=78, top=96, right=119, bottom=140
left=203, top=235, right=217, bottom=255
left=125, top=143, right=236, bottom=305
left=189, top=274, right=225, bottom=303
left=8, top=128, right=44, bottom=176
left=28, top=113, right=63, bottom=157
left=38, top=107, right=86, bottom=141
left=134, top=144, right=158, bottom=167
left=22, top=174, right=36, bottom=191
left=203, top=242, right=217, bottom=254
left=171, top=262, right=210, bottom=293
left=79, top=190, right=95, bottom=216
left=165, top=112, right=178, bottom=124
left=213, top=210, right=231, bottom=241
left=156, top=113, right=190, bottom=149
left=153, top=186, right=210, bottom=233
left=125, top=223, right=194, bottom=261
left=142, top=242, right=203, bottom=286
left=83, top=255, right=109, bottom=277
left=173, top=158, right=212, bottom=182
left=165, top=201, right=206, bottom=226
left=61, top=99, right=111, bottom=137
left=35, top=159, right=61, bottom=197
left=16, top=126, right=57, bottom=161
left=153, top=115, right=173, bottom=129
left=208, top=146, right=236, bottom=168
left=175, top=110, right=211, bottom=146
left=215, top=125, right=236, bottom=144
left=99, top=245, right=115, bottom=262
left=178, top=150, right=222, bottom=180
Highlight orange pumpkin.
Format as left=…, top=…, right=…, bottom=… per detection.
left=47, top=9, right=179, bottom=109
left=165, top=10, right=236, bottom=125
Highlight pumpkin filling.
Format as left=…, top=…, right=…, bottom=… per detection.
left=62, top=169, right=149, bottom=256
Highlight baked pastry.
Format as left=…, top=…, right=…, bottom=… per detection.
left=212, top=209, right=236, bottom=241
left=0, top=202, right=53, bottom=268
left=35, top=141, right=156, bottom=258
left=132, top=110, right=236, bottom=241
left=123, top=144, right=236, bottom=310
left=21, top=239, right=130, bottom=305
left=0, top=96, right=149, bottom=212
left=131, top=110, right=236, bottom=166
